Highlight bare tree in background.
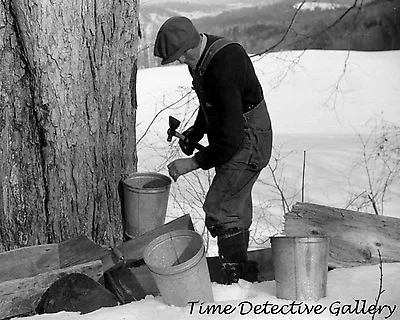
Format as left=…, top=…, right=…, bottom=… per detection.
left=346, top=119, right=400, bottom=215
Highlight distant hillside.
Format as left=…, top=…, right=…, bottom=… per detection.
left=141, top=0, right=273, bottom=6
left=138, top=2, right=237, bottom=68
left=193, top=0, right=400, bottom=53
left=138, top=0, right=400, bottom=68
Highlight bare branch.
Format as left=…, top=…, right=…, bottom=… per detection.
left=136, top=89, right=195, bottom=146
left=301, top=150, right=306, bottom=202
left=321, top=50, right=351, bottom=110
left=250, top=0, right=306, bottom=58
left=250, top=0, right=363, bottom=58
left=368, top=193, right=379, bottom=215
left=371, top=250, right=385, bottom=320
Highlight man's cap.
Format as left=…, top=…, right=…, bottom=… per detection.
left=154, top=16, right=201, bottom=65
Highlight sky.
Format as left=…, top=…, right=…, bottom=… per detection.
left=17, top=50, right=400, bottom=320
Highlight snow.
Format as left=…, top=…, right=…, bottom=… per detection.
left=294, top=2, right=350, bottom=11
left=19, top=50, right=400, bottom=319
left=19, top=263, right=400, bottom=319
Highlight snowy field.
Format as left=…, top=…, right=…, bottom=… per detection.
left=20, top=50, right=400, bottom=319
left=135, top=49, right=400, bottom=253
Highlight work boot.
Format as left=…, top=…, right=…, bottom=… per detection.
left=218, top=229, right=249, bottom=285
left=220, top=260, right=259, bottom=284
left=242, top=260, right=259, bottom=283
left=221, top=262, right=243, bottom=285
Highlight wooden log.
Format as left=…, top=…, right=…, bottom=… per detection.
left=0, top=215, right=193, bottom=319
left=101, top=214, right=194, bottom=272
left=0, top=260, right=103, bottom=319
left=284, top=202, right=400, bottom=268
left=0, top=236, right=106, bottom=319
left=36, top=273, right=119, bottom=315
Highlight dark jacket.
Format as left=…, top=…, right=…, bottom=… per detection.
left=190, top=34, right=264, bottom=170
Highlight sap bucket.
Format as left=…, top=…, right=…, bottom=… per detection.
left=270, top=236, right=329, bottom=301
left=122, top=172, right=171, bottom=239
left=143, top=230, right=214, bottom=307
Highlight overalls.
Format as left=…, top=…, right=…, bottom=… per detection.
left=191, top=39, right=273, bottom=242
left=203, top=99, right=273, bottom=238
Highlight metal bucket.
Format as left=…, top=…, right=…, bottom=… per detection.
left=270, top=236, right=329, bottom=301
left=123, top=172, right=171, bottom=239
left=143, top=230, right=214, bottom=307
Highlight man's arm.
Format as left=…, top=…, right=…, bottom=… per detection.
left=194, top=44, right=247, bottom=170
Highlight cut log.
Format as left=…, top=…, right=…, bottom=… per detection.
left=0, top=260, right=103, bottom=319
left=0, top=215, right=194, bottom=319
left=101, top=214, right=194, bottom=272
left=284, top=202, right=400, bottom=268
left=36, top=273, right=119, bottom=314
left=0, top=235, right=106, bottom=319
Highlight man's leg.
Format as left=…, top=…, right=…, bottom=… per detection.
left=204, top=165, right=261, bottom=284
left=217, top=229, right=250, bottom=284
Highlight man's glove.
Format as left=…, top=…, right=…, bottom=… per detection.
left=179, top=126, right=198, bottom=156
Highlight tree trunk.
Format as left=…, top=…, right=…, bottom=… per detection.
left=0, top=0, right=139, bottom=250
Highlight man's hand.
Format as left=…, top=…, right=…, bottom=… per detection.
left=167, top=157, right=199, bottom=181
left=179, top=126, right=197, bottom=156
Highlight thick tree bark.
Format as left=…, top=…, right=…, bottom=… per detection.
left=0, top=0, right=139, bottom=250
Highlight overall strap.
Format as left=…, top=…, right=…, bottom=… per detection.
left=197, top=38, right=241, bottom=76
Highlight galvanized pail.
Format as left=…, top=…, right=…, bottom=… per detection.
left=123, top=172, right=171, bottom=239
left=143, top=230, right=214, bottom=306
left=270, top=236, right=329, bottom=301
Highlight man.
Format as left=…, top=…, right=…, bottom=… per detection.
left=154, top=16, right=273, bottom=284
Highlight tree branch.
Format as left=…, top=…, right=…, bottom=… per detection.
left=136, top=89, right=195, bottom=146
left=250, top=0, right=306, bottom=58
left=371, top=249, right=385, bottom=320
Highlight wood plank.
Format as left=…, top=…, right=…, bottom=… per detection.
left=59, top=235, right=108, bottom=268
left=0, top=235, right=106, bottom=283
left=0, top=260, right=103, bottom=319
left=284, top=202, right=400, bottom=268
left=0, top=244, right=59, bottom=282
left=101, top=214, right=194, bottom=272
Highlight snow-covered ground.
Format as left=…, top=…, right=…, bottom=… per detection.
left=20, top=263, right=400, bottom=320
left=19, top=50, right=400, bottom=319
left=135, top=50, right=400, bottom=241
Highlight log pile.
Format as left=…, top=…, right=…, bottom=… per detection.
left=0, top=214, right=194, bottom=319
left=2, top=202, right=399, bottom=318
